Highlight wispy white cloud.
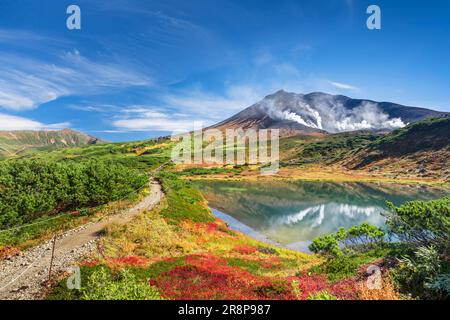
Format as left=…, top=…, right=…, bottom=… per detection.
left=0, top=113, right=70, bottom=131
left=329, top=81, right=359, bottom=91
left=0, top=49, right=152, bottom=111
left=112, top=107, right=205, bottom=132
left=162, top=85, right=263, bottom=118
left=68, top=103, right=118, bottom=113
left=110, top=84, right=266, bottom=132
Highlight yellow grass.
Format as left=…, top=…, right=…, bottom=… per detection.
left=183, top=165, right=449, bottom=186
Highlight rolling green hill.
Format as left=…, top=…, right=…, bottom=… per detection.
left=279, top=117, right=450, bottom=179
left=0, top=129, right=103, bottom=158
left=343, top=117, right=450, bottom=176
left=280, top=131, right=382, bottom=166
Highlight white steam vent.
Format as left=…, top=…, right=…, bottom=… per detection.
left=260, top=93, right=406, bottom=133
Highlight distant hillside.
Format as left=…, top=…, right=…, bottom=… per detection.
left=280, top=130, right=383, bottom=166
left=279, top=117, right=450, bottom=179
left=211, top=90, right=448, bottom=137
left=343, top=117, right=450, bottom=177
left=0, top=129, right=103, bottom=158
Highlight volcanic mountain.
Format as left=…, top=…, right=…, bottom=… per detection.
left=0, top=129, right=103, bottom=158
left=211, top=90, right=448, bottom=137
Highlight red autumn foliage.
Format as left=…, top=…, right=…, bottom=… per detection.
left=192, top=221, right=219, bottom=233
left=288, top=273, right=358, bottom=300
left=108, top=256, right=150, bottom=267
left=80, top=258, right=100, bottom=267
left=206, top=222, right=219, bottom=233
left=152, top=254, right=262, bottom=300
left=149, top=254, right=359, bottom=300
left=234, top=245, right=257, bottom=255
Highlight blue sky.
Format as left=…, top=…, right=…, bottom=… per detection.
left=0, top=0, right=449, bottom=141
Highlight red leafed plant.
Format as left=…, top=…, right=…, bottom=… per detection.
left=108, top=256, right=151, bottom=267
left=192, top=221, right=219, bottom=233
left=234, top=245, right=257, bottom=255
left=148, top=254, right=360, bottom=300
left=80, top=258, right=100, bottom=267
left=149, top=254, right=261, bottom=299
left=288, top=273, right=359, bottom=300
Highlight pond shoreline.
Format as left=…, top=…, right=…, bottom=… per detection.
left=182, top=166, right=450, bottom=187
left=197, top=180, right=448, bottom=255
left=212, top=207, right=315, bottom=253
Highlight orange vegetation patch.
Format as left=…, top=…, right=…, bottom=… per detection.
left=260, top=256, right=281, bottom=269
left=234, top=245, right=257, bottom=254
left=107, top=256, right=152, bottom=267
left=0, top=246, right=21, bottom=260
left=185, top=219, right=233, bottom=236
left=192, top=221, right=220, bottom=233
left=80, top=258, right=100, bottom=267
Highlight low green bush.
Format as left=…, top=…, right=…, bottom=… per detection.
left=0, top=160, right=147, bottom=229
left=310, top=197, right=450, bottom=298
left=80, top=267, right=163, bottom=300
left=307, top=290, right=338, bottom=300
left=48, top=266, right=163, bottom=300
left=386, top=198, right=449, bottom=254
left=309, top=223, right=385, bottom=257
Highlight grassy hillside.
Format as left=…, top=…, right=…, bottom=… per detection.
left=49, top=173, right=370, bottom=301
left=277, top=117, right=450, bottom=180
left=17, top=136, right=172, bottom=171
left=280, top=131, right=382, bottom=166
left=0, top=129, right=102, bottom=158
left=0, top=137, right=173, bottom=249
left=0, top=128, right=447, bottom=300
left=344, top=117, right=450, bottom=178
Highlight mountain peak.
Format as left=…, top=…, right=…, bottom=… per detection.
left=212, top=90, right=448, bottom=137
left=0, top=129, right=104, bottom=158
left=265, top=89, right=290, bottom=98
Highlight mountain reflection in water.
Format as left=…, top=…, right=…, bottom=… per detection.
left=194, top=180, right=448, bottom=252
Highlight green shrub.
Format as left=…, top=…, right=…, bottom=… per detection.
left=386, top=198, right=449, bottom=254
left=426, top=274, right=450, bottom=297
left=0, top=160, right=147, bottom=229
left=81, top=267, right=163, bottom=300
left=307, top=290, right=338, bottom=300
left=393, top=246, right=449, bottom=299
left=309, top=223, right=385, bottom=257
left=386, top=198, right=449, bottom=299
left=308, top=197, right=449, bottom=299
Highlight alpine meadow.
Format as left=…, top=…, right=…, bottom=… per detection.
left=0, top=0, right=449, bottom=308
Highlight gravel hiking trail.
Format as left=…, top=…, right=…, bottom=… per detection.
left=0, top=177, right=164, bottom=300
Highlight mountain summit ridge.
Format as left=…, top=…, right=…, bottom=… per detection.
left=0, top=129, right=103, bottom=158
left=212, top=90, right=448, bottom=137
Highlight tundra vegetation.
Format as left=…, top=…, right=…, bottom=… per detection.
left=48, top=170, right=449, bottom=300
left=1, top=117, right=449, bottom=300
left=0, top=138, right=171, bottom=249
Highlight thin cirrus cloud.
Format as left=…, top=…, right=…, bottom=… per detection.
left=112, top=109, right=203, bottom=133
left=329, top=81, right=359, bottom=91
left=111, top=85, right=266, bottom=132
left=0, top=113, right=70, bottom=131
left=0, top=49, right=152, bottom=111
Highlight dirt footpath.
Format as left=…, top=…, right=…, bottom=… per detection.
left=0, top=178, right=164, bottom=300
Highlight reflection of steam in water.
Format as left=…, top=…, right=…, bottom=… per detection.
left=264, top=202, right=386, bottom=245
left=272, top=203, right=383, bottom=227
left=195, top=180, right=447, bottom=249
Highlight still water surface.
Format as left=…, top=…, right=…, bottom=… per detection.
left=194, top=180, right=448, bottom=252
